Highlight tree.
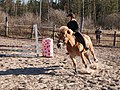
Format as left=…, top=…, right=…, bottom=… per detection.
left=15, top=0, right=23, bottom=16
left=1, top=0, right=14, bottom=15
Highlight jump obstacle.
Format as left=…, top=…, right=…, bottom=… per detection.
left=0, top=24, right=39, bottom=58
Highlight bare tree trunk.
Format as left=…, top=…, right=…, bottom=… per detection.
left=79, top=0, right=84, bottom=32
left=93, top=0, right=96, bottom=27
left=39, top=0, right=42, bottom=25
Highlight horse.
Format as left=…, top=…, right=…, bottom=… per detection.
left=57, top=26, right=97, bottom=73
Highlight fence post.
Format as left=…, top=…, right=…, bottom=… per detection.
left=30, top=24, right=34, bottom=38
left=33, top=24, right=39, bottom=57
left=5, top=17, right=8, bottom=36
left=113, top=31, right=116, bottom=46
left=86, top=31, right=88, bottom=35
left=53, top=25, right=56, bottom=40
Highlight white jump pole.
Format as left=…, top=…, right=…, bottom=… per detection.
left=0, top=24, right=39, bottom=58
left=33, top=24, right=39, bottom=57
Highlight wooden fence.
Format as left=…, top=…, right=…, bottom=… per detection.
left=0, top=18, right=120, bottom=47
left=0, top=23, right=33, bottom=38
left=31, top=26, right=120, bottom=47
left=83, top=30, right=120, bottom=47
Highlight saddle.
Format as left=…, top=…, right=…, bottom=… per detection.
left=74, top=32, right=88, bottom=50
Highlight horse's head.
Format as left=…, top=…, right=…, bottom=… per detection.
left=57, top=26, right=75, bottom=48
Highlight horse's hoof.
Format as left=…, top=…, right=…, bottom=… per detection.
left=94, top=58, right=98, bottom=63
left=74, top=71, right=78, bottom=75
left=95, top=61, right=98, bottom=63
left=66, top=52, right=69, bottom=55
left=89, top=61, right=92, bottom=64
left=74, top=69, right=78, bottom=74
left=95, top=60, right=98, bottom=63
left=85, top=65, right=87, bottom=68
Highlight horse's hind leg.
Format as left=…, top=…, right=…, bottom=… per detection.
left=84, top=52, right=91, bottom=64
left=89, top=45, right=98, bottom=62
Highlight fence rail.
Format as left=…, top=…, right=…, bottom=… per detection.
left=0, top=18, right=120, bottom=47
left=0, top=44, right=35, bottom=48
left=83, top=30, right=120, bottom=47
left=0, top=24, right=39, bottom=58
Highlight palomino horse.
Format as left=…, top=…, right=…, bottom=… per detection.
left=57, top=26, right=97, bottom=73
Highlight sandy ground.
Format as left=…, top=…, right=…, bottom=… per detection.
left=0, top=36, right=120, bottom=90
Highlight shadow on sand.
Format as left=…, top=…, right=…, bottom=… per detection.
left=0, top=66, right=61, bottom=76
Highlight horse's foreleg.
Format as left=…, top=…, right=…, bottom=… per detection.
left=70, top=55, right=77, bottom=73
left=84, top=52, right=91, bottom=64
left=80, top=53, right=87, bottom=68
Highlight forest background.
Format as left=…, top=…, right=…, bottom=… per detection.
left=0, top=0, right=120, bottom=30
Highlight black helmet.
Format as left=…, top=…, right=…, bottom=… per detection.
left=67, top=13, right=75, bottom=18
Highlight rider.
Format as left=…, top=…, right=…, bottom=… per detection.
left=67, top=13, right=88, bottom=50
